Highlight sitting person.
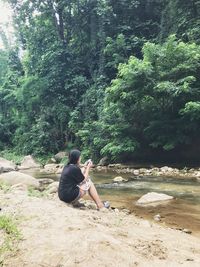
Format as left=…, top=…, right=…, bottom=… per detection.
left=58, top=149, right=109, bottom=210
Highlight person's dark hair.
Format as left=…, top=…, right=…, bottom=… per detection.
left=67, top=149, right=81, bottom=165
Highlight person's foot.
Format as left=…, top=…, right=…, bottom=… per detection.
left=103, top=201, right=110, bottom=208
left=97, top=201, right=110, bottom=210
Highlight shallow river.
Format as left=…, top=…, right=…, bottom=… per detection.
left=92, top=170, right=200, bottom=236
left=25, top=168, right=200, bottom=237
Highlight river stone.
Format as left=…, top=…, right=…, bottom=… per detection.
left=44, top=164, right=62, bottom=173
left=113, top=176, right=128, bottom=183
left=153, top=214, right=161, bottom=221
left=139, top=168, right=147, bottom=174
left=136, top=192, right=173, bottom=205
left=0, top=171, right=39, bottom=188
left=133, top=170, right=139, bottom=176
left=0, top=157, right=16, bottom=174
left=145, top=169, right=152, bottom=175
left=182, top=228, right=192, bottom=234
left=108, top=164, right=123, bottom=169
left=160, top=166, right=174, bottom=173
left=152, top=167, right=159, bottom=172
left=19, top=155, right=41, bottom=170
left=98, top=157, right=109, bottom=166
left=96, top=166, right=104, bottom=171
left=54, top=151, right=67, bottom=162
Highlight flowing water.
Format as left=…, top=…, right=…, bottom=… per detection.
left=24, top=168, right=200, bottom=237
left=92, top=170, right=200, bottom=236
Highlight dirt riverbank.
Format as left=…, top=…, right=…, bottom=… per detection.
left=1, top=187, right=200, bottom=267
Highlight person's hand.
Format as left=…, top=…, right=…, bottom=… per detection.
left=87, top=159, right=93, bottom=168
left=84, top=160, right=89, bottom=167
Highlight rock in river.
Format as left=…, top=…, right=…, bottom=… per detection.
left=19, top=155, right=41, bottom=170
left=0, top=171, right=39, bottom=188
left=113, top=176, right=128, bottom=183
left=136, top=192, right=173, bottom=205
left=44, top=164, right=63, bottom=173
left=133, top=169, right=140, bottom=176
left=98, top=157, right=109, bottom=166
left=153, top=214, right=161, bottom=221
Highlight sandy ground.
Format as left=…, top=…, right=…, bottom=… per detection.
left=1, top=188, right=200, bottom=267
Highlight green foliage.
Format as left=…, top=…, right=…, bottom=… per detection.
left=0, top=149, right=24, bottom=164
left=0, top=0, right=200, bottom=163
left=0, top=182, right=11, bottom=193
left=180, top=102, right=200, bottom=121
left=27, top=187, right=48, bottom=198
left=0, top=215, right=21, bottom=264
left=13, top=117, right=58, bottom=155
left=99, top=36, right=200, bottom=160
left=101, top=138, right=139, bottom=160
left=0, top=216, right=20, bottom=238
left=160, top=0, right=200, bottom=43
left=0, top=50, right=8, bottom=86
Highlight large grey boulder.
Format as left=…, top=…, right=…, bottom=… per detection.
left=136, top=192, right=173, bottom=205
left=0, top=171, right=39, bottom=188
left=54, top=151, right=67, bottom=163
left=0, top=157, right=16, bottom=173
left=98, top=157, right=109, bottom=166
left=19, top=155, right=41, bottom=170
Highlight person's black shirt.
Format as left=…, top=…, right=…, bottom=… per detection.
left=58, top=164, right=85, bottom=203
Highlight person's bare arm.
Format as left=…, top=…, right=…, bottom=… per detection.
left=81, top=166, right=86, bottom=175
left=81, top=161, right=93, bottom=181
left=81, top=161, right=88, bottom=175
left=84, top=165, right=90, bottom=179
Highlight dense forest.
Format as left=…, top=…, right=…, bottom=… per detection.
left=0, top=0, right=200, bottom=163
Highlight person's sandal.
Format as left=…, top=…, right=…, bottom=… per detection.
left=97, top=201, right=110, bottom=211
left=103, top=201, right=110, bottom=208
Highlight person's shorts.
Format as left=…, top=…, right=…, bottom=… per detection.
left=77, top=178, right=91, bottom=192
left=71, top=190, right=82, bottom=204
left=71, top=178, right=92, bottom=205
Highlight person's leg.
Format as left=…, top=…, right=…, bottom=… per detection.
left=78, top=180, right=108, bottom=209
left=88, top=182, right=104, bottom=209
